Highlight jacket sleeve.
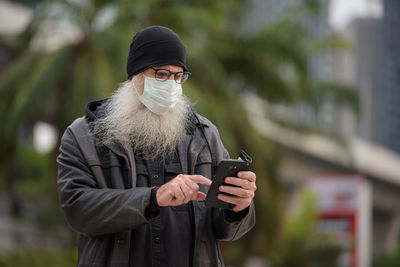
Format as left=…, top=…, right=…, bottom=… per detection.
left=212, top=202, right=255, bottom=241
left=199, top=117, right=256, bottom=241
left=57, top=126, right=153, bottom=237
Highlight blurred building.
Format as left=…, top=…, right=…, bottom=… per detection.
left=334, top=0, right=400, bottom=155
left=245, top=0, right=339, bottom=131
left=244, top=93, right=400, bottom=265
left=375, top=0, right=400, bottom=153
left=245, top=0, right=400, bottom=264
left=248, top=0, right=400, bottom=156
left=245, top=0, right=332, bottom=79
left=244, top=0, right=296, bottom=28
left=333, top=17, right=383, bottom=140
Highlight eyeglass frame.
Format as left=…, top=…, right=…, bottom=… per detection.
left=150, top=67, right=191, bottom=84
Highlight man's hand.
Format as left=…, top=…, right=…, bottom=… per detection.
left=217, top=171, right=257, bottom=212
left=156, top=175, right=212, bottom=207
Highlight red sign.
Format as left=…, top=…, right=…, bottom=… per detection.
left=307, top=175, right=371, bottom=267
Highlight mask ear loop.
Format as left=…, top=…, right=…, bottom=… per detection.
left=131, top=74, right=149, bottom=112
left=132, top=74, right=146, bottom=102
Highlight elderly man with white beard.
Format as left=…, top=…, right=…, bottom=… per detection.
left=57, top=26, right=256, bottom=267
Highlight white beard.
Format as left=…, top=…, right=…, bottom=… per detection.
left=91, top=75, right=191, bottom=159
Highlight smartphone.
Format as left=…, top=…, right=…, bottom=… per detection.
left=205, top=151, right=252, bottom=209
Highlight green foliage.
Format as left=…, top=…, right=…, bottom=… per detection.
left=272, top=192, right=344, bottom=267
left=0, top=249, right=77, bottom=267
left=16, top=142, right=51, bottom=191
left=285, top=193, right=318, bottom=239
left=13, top=142, right=69, bottom=230
left=373, top=249, right=400, bottom=267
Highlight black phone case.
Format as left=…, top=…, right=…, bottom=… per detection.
left=205, top=159, right=251, bottom=209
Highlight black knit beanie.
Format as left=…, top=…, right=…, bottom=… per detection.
left=126, top=26, right=188, bottom=79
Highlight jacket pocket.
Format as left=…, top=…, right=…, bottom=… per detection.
left=165, top=162, right=182, bottom=175
left=135, top=162, right=149, bottom=187
left=92, top=151, right=125, bottom=189
left=194, top=148, right=212, bottom=196
left=194, top=148, right=212, bottom=177
left=165, top=163, right=188, bottom=211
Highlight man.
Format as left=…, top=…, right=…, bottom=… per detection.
left=57, top=25, right=256, bottom=267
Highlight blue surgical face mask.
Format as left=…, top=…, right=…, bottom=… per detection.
left=138, top=77, right=182, bottom=115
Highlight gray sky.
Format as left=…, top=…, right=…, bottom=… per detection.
left=329, top=0, right=383, bottom=31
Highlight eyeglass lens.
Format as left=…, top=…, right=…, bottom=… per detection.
left=153, top=68, right=190, bottom=84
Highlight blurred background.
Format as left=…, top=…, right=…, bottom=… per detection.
left=0, top=0, right=399, bottom=266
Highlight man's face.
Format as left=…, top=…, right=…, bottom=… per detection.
left=138, top=65, right=184, bottom=95
left=92, top=70, right=190, bottom=159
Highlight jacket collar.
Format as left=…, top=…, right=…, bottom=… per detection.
left=85, top=98, right=108, bottom=122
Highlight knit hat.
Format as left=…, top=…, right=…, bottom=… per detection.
left=126, top=26, right=188, bottom=79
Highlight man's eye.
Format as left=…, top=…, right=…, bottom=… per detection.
left=175, top=73, right=183, bottom=80
left=156, top=71, right=170, bottom=80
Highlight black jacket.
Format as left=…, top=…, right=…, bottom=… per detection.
left=57, top=100, right=255, bottom=267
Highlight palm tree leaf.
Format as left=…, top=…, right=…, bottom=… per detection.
left=2, top=48, right=69, bottom=139
left=0, top=52, right=39, bottom=97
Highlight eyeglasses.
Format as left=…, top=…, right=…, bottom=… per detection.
left=151, top=67, right=191, bottom=84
